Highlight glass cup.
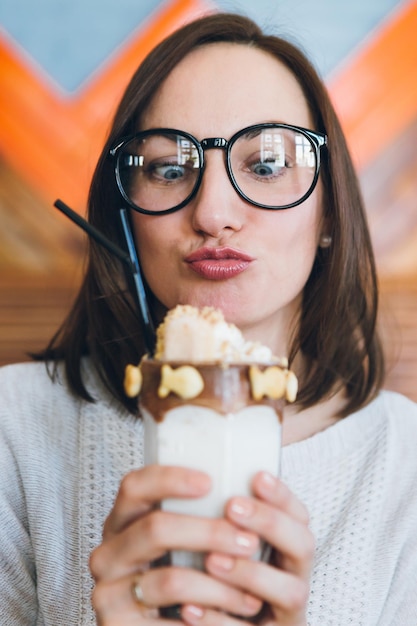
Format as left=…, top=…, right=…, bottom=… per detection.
left=139, top=359, right=287, bottom=569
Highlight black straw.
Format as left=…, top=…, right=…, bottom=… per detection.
left=54, top=199, right=156, bottom=353
left=119, top=208, right=155, bottom=352
left=54, top=199, right=131, bottom=266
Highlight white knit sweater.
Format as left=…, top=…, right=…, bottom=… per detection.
left=1, top=360, right=417, bottom=625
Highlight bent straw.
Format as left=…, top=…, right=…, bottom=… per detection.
left=54, top=199, right=155, bottom=353
left=54, top=199, right=130, bottom=265
left=119, top=207, right=155, bottom=350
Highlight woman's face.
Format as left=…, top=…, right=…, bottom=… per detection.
left=132, top=43, right=324, bottom=353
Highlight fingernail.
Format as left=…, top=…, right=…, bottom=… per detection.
left=182, top=604, right=204, bottom=619
left=208, top=553, right=234, bottom=572
left=235, top=532, right=256, bottom=549
left=182, top=605, right=204, bottom=623
left=259, top=471, right=275, bottom=491
left=230, top=497, right=253, bottom=517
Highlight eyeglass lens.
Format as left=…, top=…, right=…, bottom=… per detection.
left=116, top=127, right=318, bottom=213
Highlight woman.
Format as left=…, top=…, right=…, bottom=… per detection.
left=1, top=12, right=417, bottom=626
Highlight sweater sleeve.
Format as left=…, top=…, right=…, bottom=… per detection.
left=0, top=360, right=82, bottom=625
left=0, top=361, right=142, bottom=625
left=378, top=535, right=417, bottom=625
left=0, top=409, right=38, bottom=624
left=372, top=393, right=417, bottom=625
left=0, top=361, right=87, bottom=625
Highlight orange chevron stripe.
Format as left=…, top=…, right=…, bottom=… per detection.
left=328, top=0, right=417, bottom=169
left=1, top=0, right=416, bottom=213
left=0, top=0, right=212, bottom=212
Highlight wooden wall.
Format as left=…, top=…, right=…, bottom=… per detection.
left=1, top=0, right=416, bottom=402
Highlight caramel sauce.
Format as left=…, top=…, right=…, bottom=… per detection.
left=139, top=359, right=285, bottom=422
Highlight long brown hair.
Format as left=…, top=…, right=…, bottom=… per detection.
left=38, top=12, right=384, bottom=416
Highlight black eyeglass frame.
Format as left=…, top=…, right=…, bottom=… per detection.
left=110, top=123, right=327, bottom=215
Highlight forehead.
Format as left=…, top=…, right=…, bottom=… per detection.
left=141, top=42, right=313, bottom=137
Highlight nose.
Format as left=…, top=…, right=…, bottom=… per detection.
left=190, top=151, right=244, bottom=238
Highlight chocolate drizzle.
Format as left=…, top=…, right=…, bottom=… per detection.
left=139, top=359, right=285, bottom=422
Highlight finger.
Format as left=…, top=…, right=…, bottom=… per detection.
left=90, top=511, right=259, bottom=581
left=104, top=465, right=211, bottom=537
left=206, top=553, right=309, bottom=616
left=91, top=574, right=162, bottom=626
left=225, top=496, right=314, bottom=577
left=252, top=472, right=310, bottom=525
left=182, top=604, right=259, bottom=626
left=133, top=567, right=262, bottom=618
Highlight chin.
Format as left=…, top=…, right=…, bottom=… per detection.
left=160, top=286, right=264, bottom=329
left=177, top=293, right=243, bottom=323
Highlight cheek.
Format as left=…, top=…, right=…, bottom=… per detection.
left=267, top=200, right=322, bottom=251
left=132, top=214, right=170, bottom=262
left=264, top=197, right=322, bottom=279
left=132, top=218, right=164, bottom=277
left=131, top=216, right=180, bottom=302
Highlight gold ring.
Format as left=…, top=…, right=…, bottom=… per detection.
left=131, top=575, right=146, bottom=606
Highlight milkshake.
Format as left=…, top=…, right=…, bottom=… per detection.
left=124, top=305, right=297, bottom=570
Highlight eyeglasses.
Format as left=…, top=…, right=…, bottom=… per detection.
left=110, top=123, right=327, bottom=215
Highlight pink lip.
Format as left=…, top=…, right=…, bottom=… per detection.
left=185, top=247, right=254, bottom=280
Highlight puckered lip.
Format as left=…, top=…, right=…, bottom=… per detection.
left=184, top=246, right=255, bottom=280
left=185, top=246, right=255, bottom=263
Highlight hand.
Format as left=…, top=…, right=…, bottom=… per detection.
left=89, top=465, right=263, bottom=625
left=181, top=472, right=314, bottom=626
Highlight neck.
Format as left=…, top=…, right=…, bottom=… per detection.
left=282, top=387, right=347, bottom=445
left=239, top=309, right=299, bottom=361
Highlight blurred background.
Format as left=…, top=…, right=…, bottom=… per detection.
left=0, top=0, right=416, bottom=400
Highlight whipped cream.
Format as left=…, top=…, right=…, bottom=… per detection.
left=154, top=305, right=283, bottom=364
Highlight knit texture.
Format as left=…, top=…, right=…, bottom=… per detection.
left=1, top=360, right=417, bottom=625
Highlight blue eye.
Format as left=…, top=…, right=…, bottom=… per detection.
left=252, top=162, right=276, bottom=177
left=154, top=164, right=185, bottom=180
left=249, top=159, right=285, bottom=179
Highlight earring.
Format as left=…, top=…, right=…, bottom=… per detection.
left=319, top=234, right=332, bottom=248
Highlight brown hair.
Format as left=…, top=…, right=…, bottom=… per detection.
left=38, top=12, right=384, bottom=416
